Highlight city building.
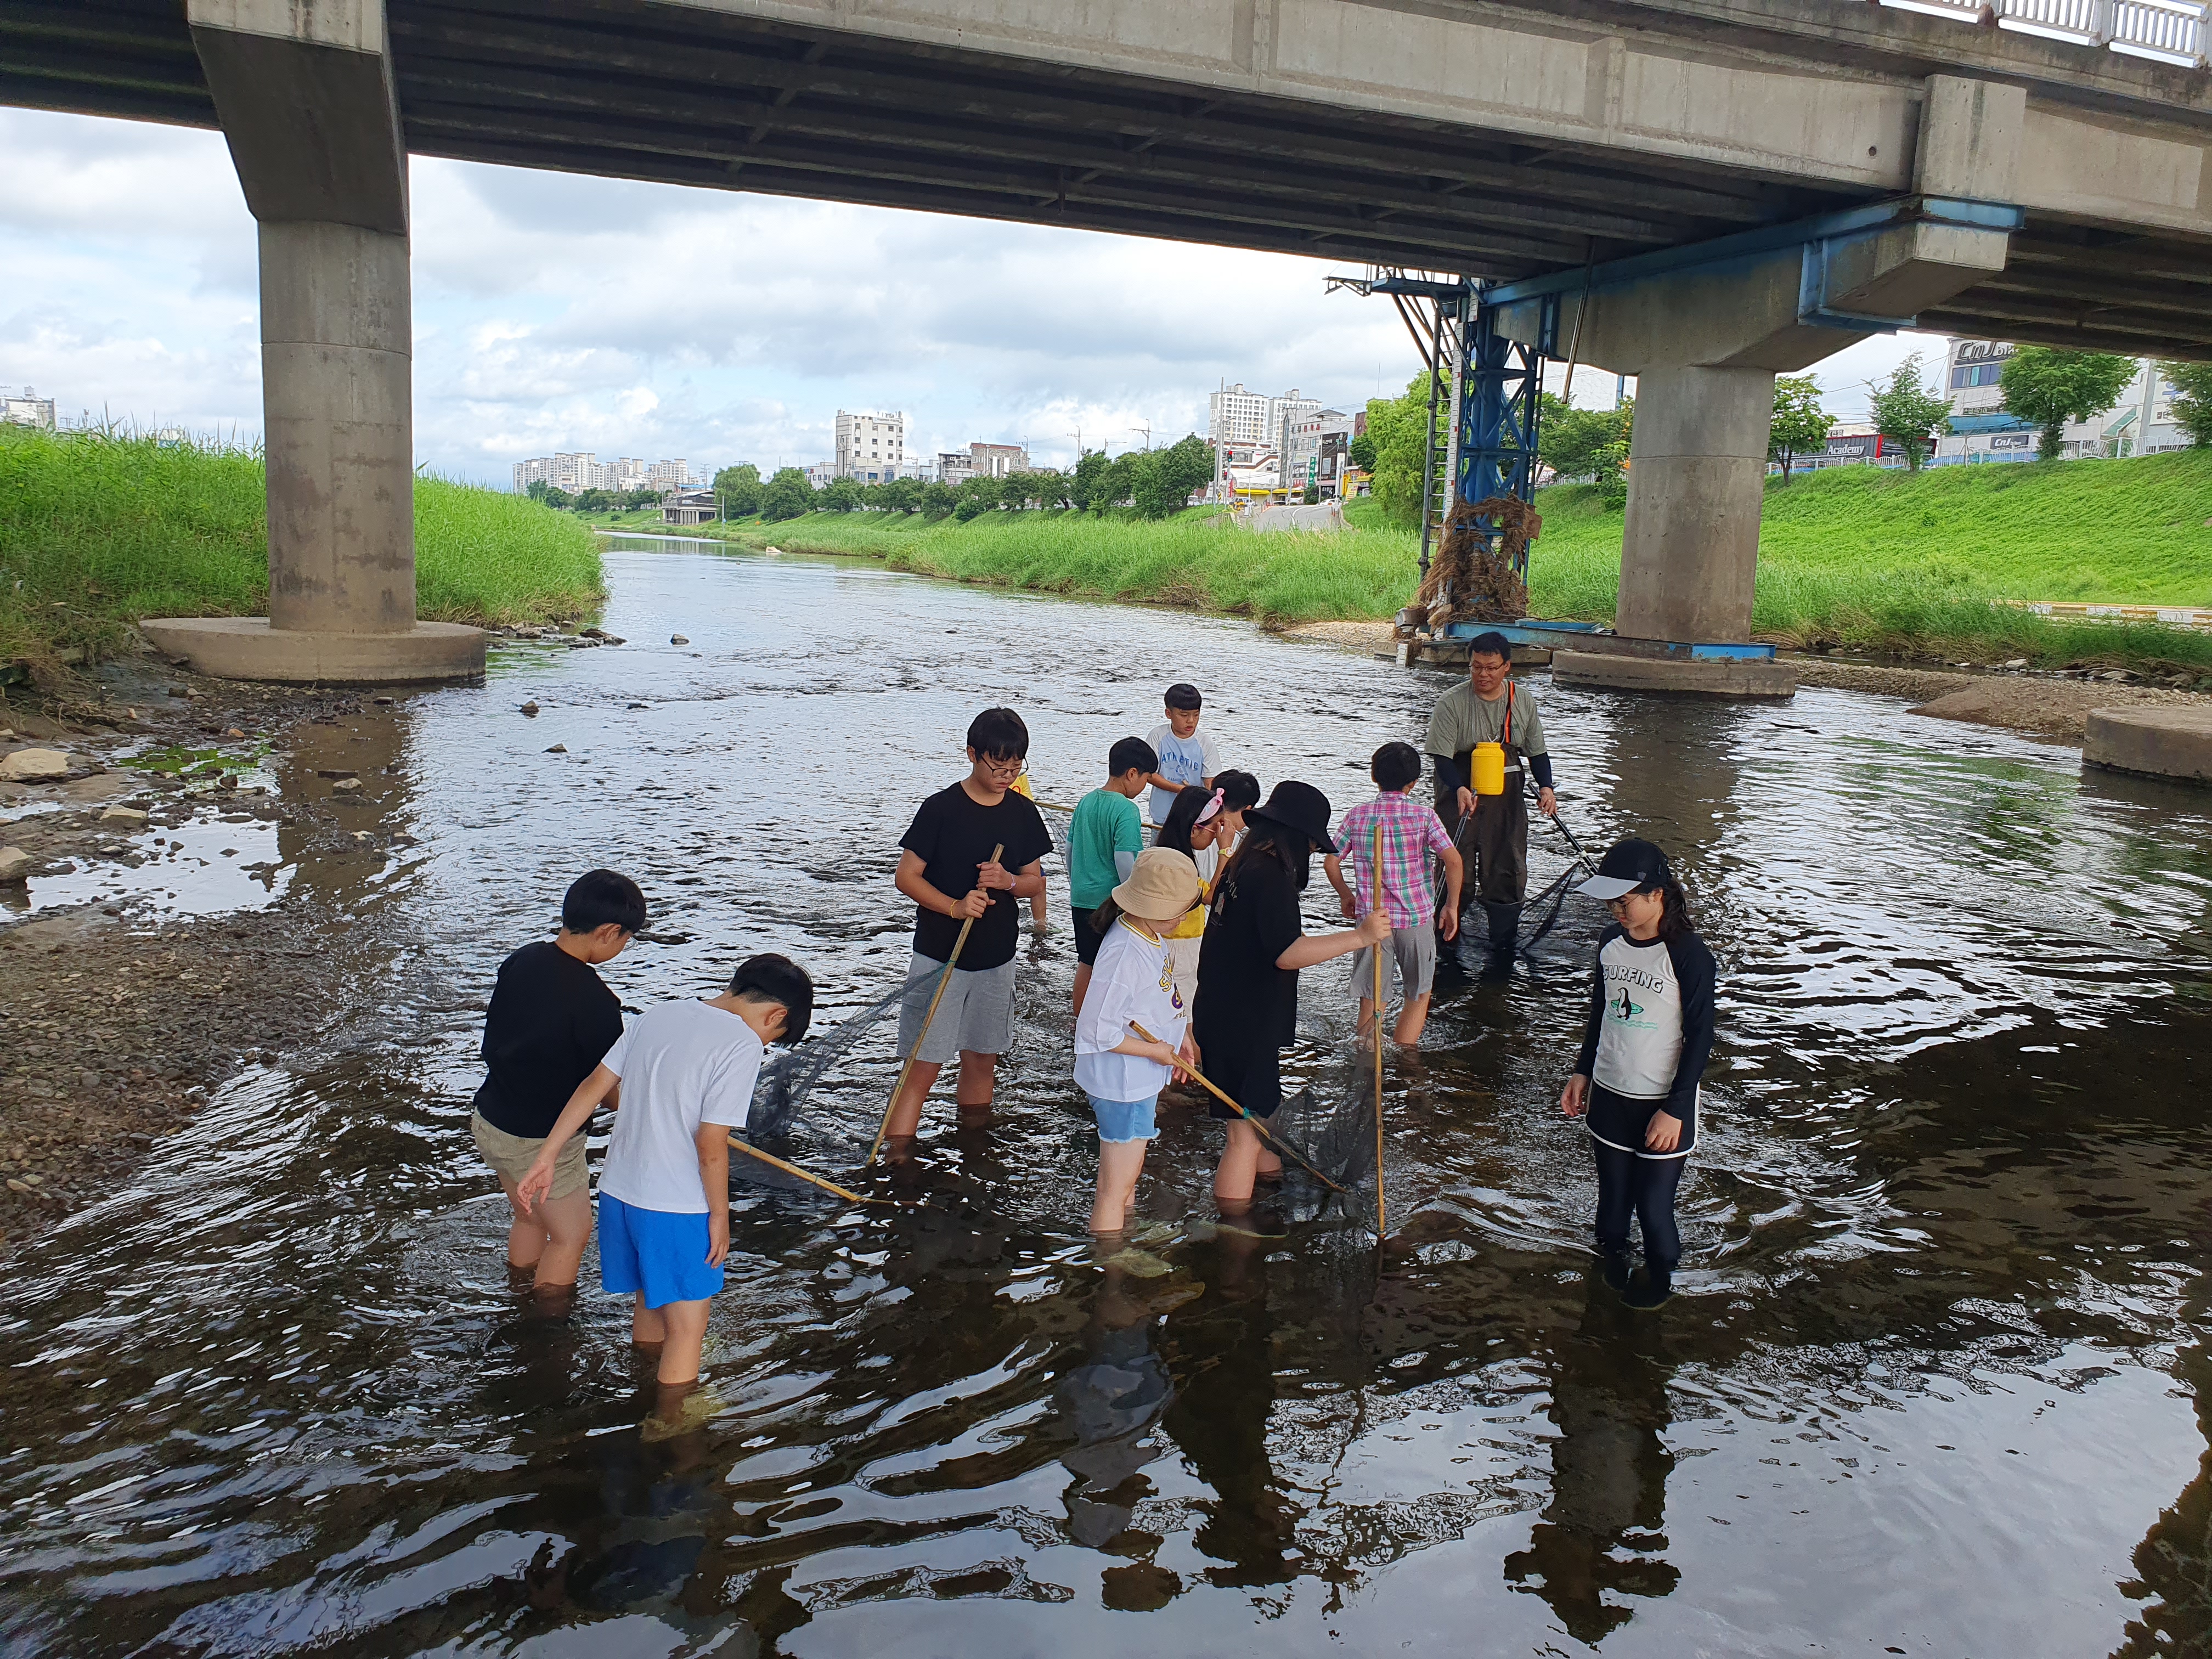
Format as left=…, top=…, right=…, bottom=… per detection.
left=968, top=442, right=1028, bottom=478
left=1269, top=391, right=1321, bottom=489
left=804, top=462, right=838, bottom=490
left=2, top=387, right=55, bottom=429
left=936, top=450, right=974, bottom=486
left=1933, top=339, right=2190, bottom=464
left=512, top=452, right=693, bottom=493
left=1208, top=381, right=1271, bottom=447
left=1285, top=407, right=1350, bottom=496
left=834, top=410, right=905, bottom=479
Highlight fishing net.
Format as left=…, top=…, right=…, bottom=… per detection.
left=748, top=968, right=938, bottom=1138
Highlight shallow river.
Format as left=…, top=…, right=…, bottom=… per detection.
left=7, top=541, right=2212, bottom=1657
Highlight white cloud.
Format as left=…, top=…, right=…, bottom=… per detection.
left=1, top=104, right=1967, bottom=482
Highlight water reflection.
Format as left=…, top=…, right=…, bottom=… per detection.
left=3, top=544, right=2212, bottom=1656
left=1504, top=1265, right=1679, bottom=1641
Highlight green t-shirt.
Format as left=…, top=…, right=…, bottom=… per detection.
left=1068, top=787, right=1143, bottom=908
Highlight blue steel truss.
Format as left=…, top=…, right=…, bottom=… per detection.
left=1452, top=291, right=1544, bottom=578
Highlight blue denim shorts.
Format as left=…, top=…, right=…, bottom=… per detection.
left=1089, top=1094, right=1159, bottom=1144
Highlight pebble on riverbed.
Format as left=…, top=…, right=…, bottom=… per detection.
left=0, top=748, right=71, bottom=782
left=520, top=702, right=539, bottom=716
left=545, top=743, right=567, bottom=754
left=671, top=634, right=689, bottom=645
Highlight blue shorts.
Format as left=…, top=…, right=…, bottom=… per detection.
left=597, top=1193, right=724, bottom=1308
left=1090, top=1094, right=1159, bottom=1144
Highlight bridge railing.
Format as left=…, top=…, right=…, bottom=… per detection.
left=1880, top=0, right=2206, bottom=66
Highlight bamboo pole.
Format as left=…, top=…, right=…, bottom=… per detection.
left=1372, top=823, right=1386, bottom=1238
left=730, top=1135, right=885, bottom=1205
left=1129, top=1022, right=1346, bottom=1195
left=865, top=842, right=1002, bottom=1166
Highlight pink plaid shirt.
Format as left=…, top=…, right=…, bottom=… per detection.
left=1338, top=792, right=1454, bottom=929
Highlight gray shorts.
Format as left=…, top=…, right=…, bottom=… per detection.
left=896, top=950, right=1017, bottom=1064
left=1348, top=924, right=1438, bottom=1001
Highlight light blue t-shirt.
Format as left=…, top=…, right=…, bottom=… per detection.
left=1145, top=723, right=1222, bottom=825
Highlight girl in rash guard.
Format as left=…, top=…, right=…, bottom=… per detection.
left=1560, top=838, right=1716, bottom=1308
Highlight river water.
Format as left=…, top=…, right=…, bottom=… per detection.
left=5, top=540, right=2212, bottom=1657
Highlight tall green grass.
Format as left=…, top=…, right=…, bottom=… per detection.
left=721, top=456, right=2212, bottom=675
left=0, top=425, right=603, bottom=667
left=724, top=505, right=1424, bottom=623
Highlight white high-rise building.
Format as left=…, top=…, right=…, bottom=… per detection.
left=1209, top=382, right=1269, bottom=447
left=514, top=452, right=693, bottom=493
left=836, top=410, right=906, bottom=480
left=2, top=387, right=56, bottom=429
left=1268, top=390, right=1322, bottom=489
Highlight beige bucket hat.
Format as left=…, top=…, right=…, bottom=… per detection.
left=1110, top=847, right=1203, bottom=921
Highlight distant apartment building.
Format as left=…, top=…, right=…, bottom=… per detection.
left=937, top=450, right=974, bottom=486
left=804, top=462, right=839, bottom=490
left=1284, top=408, right=1350, bottom=495
left=512, top=452, right=692, bottom=493
left=969, top=442, right=1028, bottom=478
left=2, top=387, right=57, bottom=429
left=835, top=410, right=905, bottom=480
left=1209, top=382, right=1271, bottom=447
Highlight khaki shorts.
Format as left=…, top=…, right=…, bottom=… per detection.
left=472, top=1109, right=590, bottom=1203
left=1348, top=924, right=1440, bottom=1002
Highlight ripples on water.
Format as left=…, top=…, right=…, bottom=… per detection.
left=4, top=543, right=2211, bottom=1656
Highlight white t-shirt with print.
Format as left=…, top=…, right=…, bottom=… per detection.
left=1145, top=723, right=1222, bottom=825
left=1074, top=919, right=1190, bottom=1102
left=597, top=1000, right=763, bottom=1214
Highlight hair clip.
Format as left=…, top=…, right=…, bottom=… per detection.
left=1194, top=788, right=1226, bottom=825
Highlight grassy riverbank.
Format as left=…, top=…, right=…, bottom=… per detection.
left=679, top=450, right=2212, bottom=674
left=1, top=427, right=604, bottom=670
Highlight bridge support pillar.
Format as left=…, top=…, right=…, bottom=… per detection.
left=141, top=0, right=484, bottom=685
left=1494, top=190, right=2019, bottom=698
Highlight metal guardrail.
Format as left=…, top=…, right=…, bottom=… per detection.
left=1880, top=0, right=2207, bottom=66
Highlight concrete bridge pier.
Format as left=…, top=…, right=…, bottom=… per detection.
left=1492, top=79, right=2028, bottom=698
left=140, top=0, right=484, bottom=685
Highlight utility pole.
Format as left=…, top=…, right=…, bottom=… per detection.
left=1130, top=422, right=1151, bottom=450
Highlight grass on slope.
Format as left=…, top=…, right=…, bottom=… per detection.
left=0, top=426, right=604, bottom=669
left=729, top=504, right=1424, bottom=624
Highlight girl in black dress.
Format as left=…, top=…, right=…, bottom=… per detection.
left=1193, top=781, right=1387, bottom=1210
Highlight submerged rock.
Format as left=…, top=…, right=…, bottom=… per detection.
left=670, top=634, right=689, bottom=645
left=545, top=743, right=568, bottom=754
left=520, top=701, right=540, bottom=716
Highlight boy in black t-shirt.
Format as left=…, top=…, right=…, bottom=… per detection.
left=884, top=708, right=1053, bottom=1151
left=472, top=868, right=645, bottom=1297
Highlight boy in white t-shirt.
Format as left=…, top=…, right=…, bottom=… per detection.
left=1073, top=849, right=1202, bottom=1237
left=517, top=953, right=814, bottom=1391
left=1145, top=682, right=1221, bottom=827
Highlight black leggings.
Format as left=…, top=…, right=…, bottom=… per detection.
left=1592, top=1142, right=1686, bottom=1268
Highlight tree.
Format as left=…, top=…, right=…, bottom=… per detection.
left=1071, top=448, right=1113, bottom=511
left=920, top=480, right=957, bottom=517
left=620, top=487, right=659, bottom=510
left=1363, top=374, right=1440, bottom=528
left=2000, top=346, right=2136, bottom=461
left=525, top=478, right=550, bottom=502
left=1131, top=434, right=1215, bottom=518
left=819, top=477, right=862, bottom=512
left=539, top=485, right=571, bottom=510
left=573, top=487, right=613, bottom=514
left=1347, top=431, right=1377, bottom=472
left=712, top=462, right=762, bottom=516
left=879, top=475, right=923, bottom=514
left=1866, top=353, right=1950, bottom=472
left=759, top=466, right=813, bottom=521
left=1537, top=392, right=1633, bottom=493
left=1768, top=375, right=1832, bottom=479
left=2160, top=360, right=2212, bottom=448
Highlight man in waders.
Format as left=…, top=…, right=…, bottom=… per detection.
left=1424, top=630, right=1558, bottom=955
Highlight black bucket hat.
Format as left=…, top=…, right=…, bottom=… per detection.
left=1248, top=780, right=1335, bottom=855
left=1576, top=837, right=1671, bottom=901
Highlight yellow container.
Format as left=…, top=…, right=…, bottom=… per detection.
left=1471, top=742, right=1507, bottom=797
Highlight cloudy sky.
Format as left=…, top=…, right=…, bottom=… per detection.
left=1, top=105, right=1944, bottom=488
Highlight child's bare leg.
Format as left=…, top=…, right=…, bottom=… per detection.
left=1215, top=1118, right=1264, bottom=1209
left=1091, top=1139, right=1147, bottom=1235
left=1072, top=962, right=1093, bottom=1017
left=655, top=1298, right=712, bottom=1386
left=533, top=1186, right=592, bottom=1290
left=954, top=1051, right=997, bottom=1116
left=884, top=1058, right=942, bottom=1142
left=1395, top=992, right=1432, bottom=1047
left=632, top=1291, right=668, bottom=1350
left=500, top=1176, right=549, bottom=1271
left=1356, top=995, right=1381, bottom=1048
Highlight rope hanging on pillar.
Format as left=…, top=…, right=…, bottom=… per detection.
left=1413, top=495, right=1540, bottom=629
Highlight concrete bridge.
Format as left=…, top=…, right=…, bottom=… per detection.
left=5, top=0, right=2210, bottom=683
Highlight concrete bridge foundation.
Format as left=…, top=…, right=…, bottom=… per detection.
left=140, top=0, right=483, bottom=685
